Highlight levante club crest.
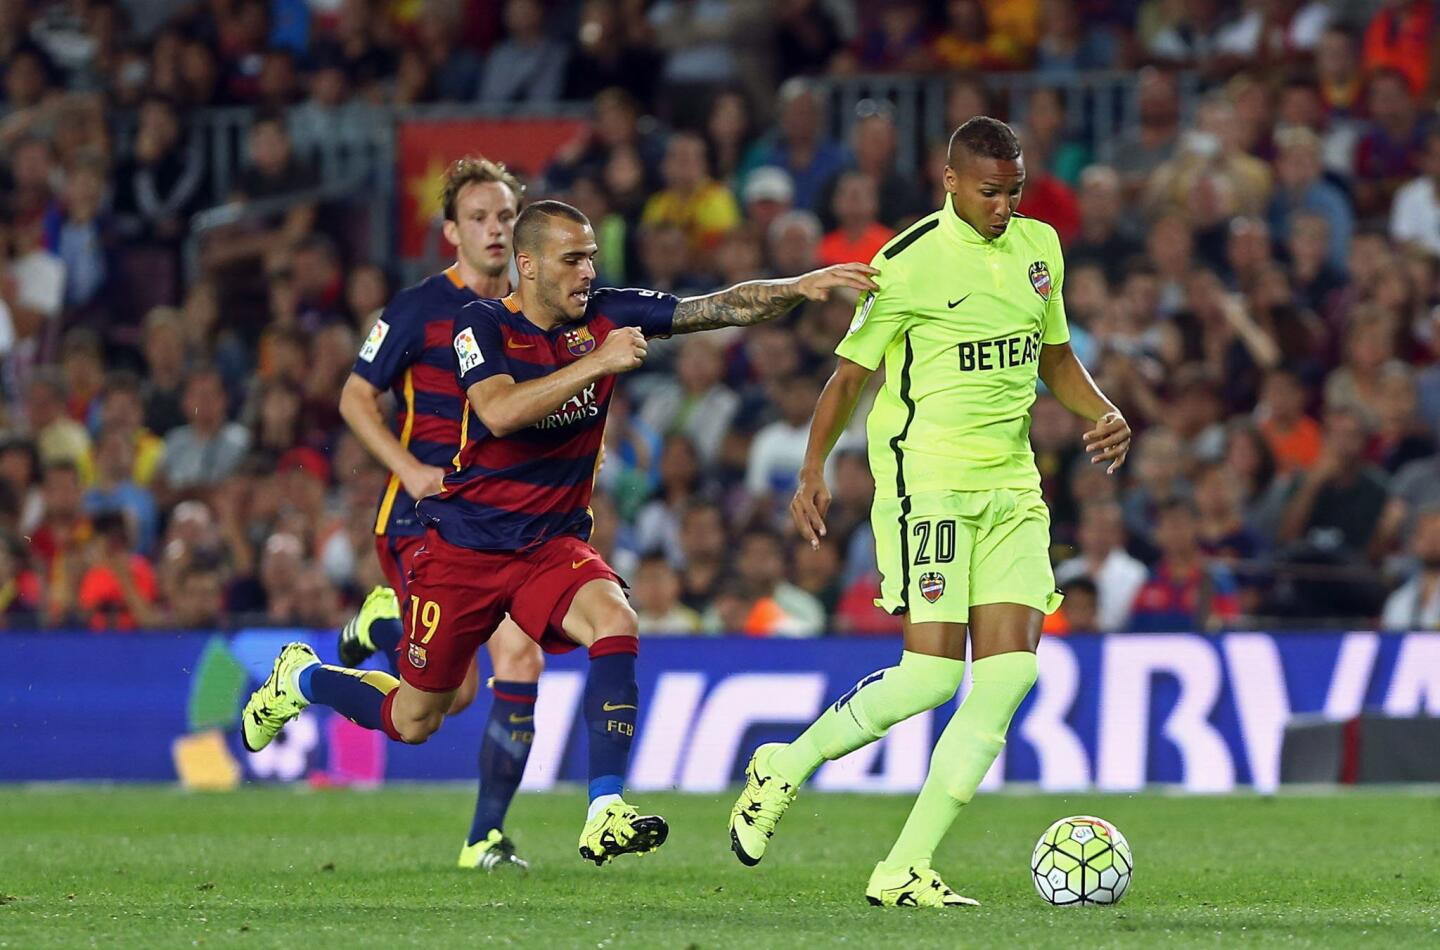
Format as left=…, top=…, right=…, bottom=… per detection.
left=1029, top=261, right=1052, bottom=300
left=565, top=326, right=596, bottom=356
left=919, top=571, right=946, bottom=603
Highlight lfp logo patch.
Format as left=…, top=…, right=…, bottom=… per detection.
left=1029, top=261, right=1052, bottom=300
left=453, top=326, right=484, bottom=374
left=565, top=326, right=596, bottom=357
left=919, top=571, right=946, bottom=603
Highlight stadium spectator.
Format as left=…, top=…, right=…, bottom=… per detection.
left=772, top=0, right=845, bottom=80
left=1069, top=166, right=1142, bottom=284
left=767, top=209, right=823, bottom=277
left=741, top=167, right=796, bottom=244
left=138, top=307, right=189, bottom=436
left=1055, top=500, right=1147, bottom=632
left=640, top=337, right=739, bottom=465
left=1325, top=307, right=1404, bottom=427
left=816, top=172, right=892, bottom=266
left=112, top=94, right=206, bottom=247
left=1256, top=367, right=1322, bottom=474
left=25, top=370, right=91, bottom=479
left=1379, top=507, right=1440, bottom=631
left=563, top=0, right=662, bottom=107
left=1277, top=406, right=1389, bottom=560
left=1269, top=125, right=1353, bottom=270
left=1361, top=0, right=1437, bottom=98
left=1129, top=499, right=1242, bottom=632
left=1112, top=69, right=1181, bottom=193
left=740, top=79, right=850, bottom=213
left=1353, top=69, right=1430, bottom=221
left=1193, top=458, right=1262, bottom=571
left=676, top=502, right=727, bottom=607
left=642, top=133, right=741, bottom=255
left=745, top=374, right=820, bottom=509
left=1033, top=0, right=1119, bottom=78
left=633, top=553, right=703, bottom=634
left=634, top=435, right=714, bottom=566
left=478, top=0, right=569, bottom=105
left=72, top=511, right=159, bottom=631
left=1047, top=575, right=1100, bottom=634
left=84, top=426, right=158, bottom=556
left=1389, top=128, right=1440, bottom=258
left=928, top=0, right=1024, bottom=71
left=733, top=528, right=824, bottom=636
left=168, top=559, right=228, bottom=629
left=159, top=368, right=251, bottom=501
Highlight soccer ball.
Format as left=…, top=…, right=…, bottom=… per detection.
left=1031, top=815, right=1132, bottom=906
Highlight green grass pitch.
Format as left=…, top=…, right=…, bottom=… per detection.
left=2, top=787, right=1436, bottom=948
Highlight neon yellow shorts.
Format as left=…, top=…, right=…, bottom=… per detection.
left=871, top=488, right=1063, bottom=624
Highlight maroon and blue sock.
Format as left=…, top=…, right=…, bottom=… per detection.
left=369, top=617, right=404, bottom=675
left=468, top=679, right=538, bottom=845
left=583, top=637, right=639, bottom=806
left=298, top=664, right=404, bottom=741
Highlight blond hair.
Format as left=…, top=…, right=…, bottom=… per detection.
left=440, top=156, right=525, bottom=222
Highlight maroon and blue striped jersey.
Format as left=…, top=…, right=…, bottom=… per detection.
left=351, top=266, right=476, bottom=537
left=416, top=287, right=678, bottom=552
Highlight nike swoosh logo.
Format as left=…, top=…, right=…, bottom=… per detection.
left=508, top=713, right=534, bottom=724
left=572, top=556, right=599, bottom=570
left=506, top=339, right=537, bottom=349
left=602, top=701, right=637, bottom=712
left=948, top=294, right=971, bottom=309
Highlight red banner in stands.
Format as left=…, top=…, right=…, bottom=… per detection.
left=397, top=117, right=587, bottom=258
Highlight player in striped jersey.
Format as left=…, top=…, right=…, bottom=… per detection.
left=242, top=197, right=877, bottom=865
left=334, top=157, right=537, bottom=872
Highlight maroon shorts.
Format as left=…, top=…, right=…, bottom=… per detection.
left=375, top=533, right=427, bottom=599
left=399, top=529, right=622, bottom=692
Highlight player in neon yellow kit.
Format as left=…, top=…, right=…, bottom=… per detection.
left=729, top=117, right=1132, bottom=907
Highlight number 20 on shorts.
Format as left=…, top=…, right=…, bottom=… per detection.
left=409, top=595, right=441, bottom=643
left=912, top=518, right=957, bottom=565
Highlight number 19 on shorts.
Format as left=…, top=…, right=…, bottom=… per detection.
left=409, top=595, right=441, bottom=643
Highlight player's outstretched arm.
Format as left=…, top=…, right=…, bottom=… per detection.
left=339, top=372, right=446, bottom=498
left=792, top=358, right=873, bottom=548
left=670, top=263, right=880, bottom=333
left=468, top=327, right=648, bottom=437
left=1038, top=342, right=1131, bottom=474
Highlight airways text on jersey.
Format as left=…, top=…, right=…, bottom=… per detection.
left=537, top=382, right=601, bottom=429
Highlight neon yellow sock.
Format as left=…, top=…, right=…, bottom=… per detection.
left=769, top=651, right=965, bottom=785
left=884, top=651, right=1038, bottom=868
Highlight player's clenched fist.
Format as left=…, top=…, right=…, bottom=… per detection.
left=594, top=326, right=648, bottom=374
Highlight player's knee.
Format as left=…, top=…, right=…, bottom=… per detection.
left=591, top=601, right=639, bottom=642
left=491, top=638, right=544, bottom=682
left=899, top=653, right=966, bottom=711
left=395, top=710, right=444, bottom=744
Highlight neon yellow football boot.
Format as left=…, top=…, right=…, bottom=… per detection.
left=729, top=742, right=799, bottom=866
left=338, top=585, right=401, bottom=667
left=865, top=863, right=981, bottom=908
left=577, top=801, right=669, bottom=866
left=458, top=829, right=530, bottom=872
left=241, top=642, right=318, bottom=752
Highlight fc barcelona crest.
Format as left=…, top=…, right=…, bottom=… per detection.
left=407, top=642, right=427, bottom=669
left=1029, top=261, right=1052, bottom=300
left=919, top=571, right=946, bottom=603
left=565, top=326, right=596, bottom=357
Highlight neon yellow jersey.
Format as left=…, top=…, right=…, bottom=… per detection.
left=835, top=196, right=1070, bottom=498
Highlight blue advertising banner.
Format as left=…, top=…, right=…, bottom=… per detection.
left=1, top=632, right=1436, bottom=793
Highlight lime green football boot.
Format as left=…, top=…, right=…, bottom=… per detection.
left=577, top=801, right=669, bottom=866
left=458, top=829, right=530, bottom=872
left=241, top=642, right=318, bottom=752
left=729, top=742, right=799, bottom=866
left=338, top=585, right=401, bottom=667
left=865, top=863, right=980, bottom=908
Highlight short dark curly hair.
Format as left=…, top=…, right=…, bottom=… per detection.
left=947, top=116, right=1022, bottom=166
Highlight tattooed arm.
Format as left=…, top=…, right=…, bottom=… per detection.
left=669, top=262, right=879, bottom=333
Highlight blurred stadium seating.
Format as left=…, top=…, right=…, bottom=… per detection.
left=1, top=0, right=1438, bottom=638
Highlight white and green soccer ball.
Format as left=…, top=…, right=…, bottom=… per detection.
left=1031, top=815, right=1132, bottom=906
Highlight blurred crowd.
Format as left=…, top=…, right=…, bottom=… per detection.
left=1, top=0, right=1439, bottom=636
